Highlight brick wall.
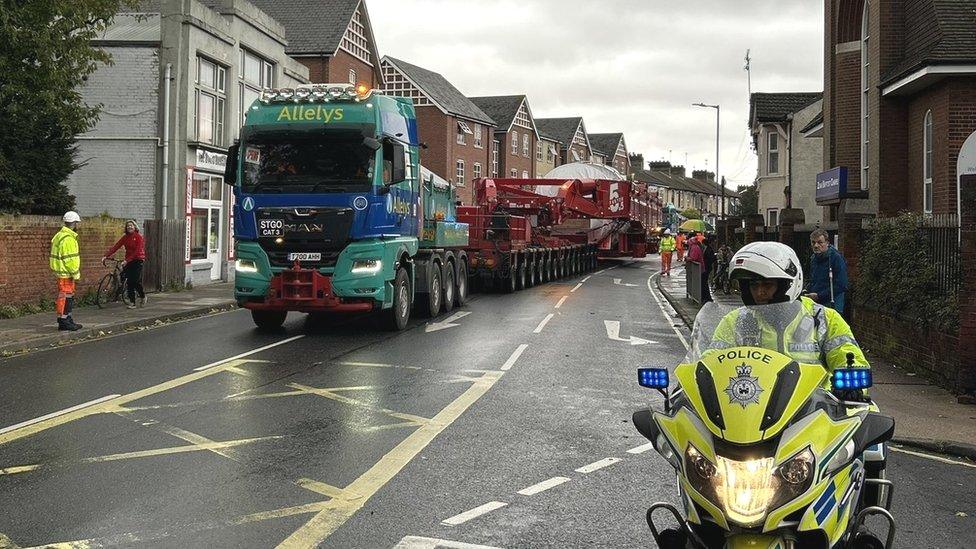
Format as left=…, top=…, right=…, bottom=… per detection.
left=66, top=46, right=159, bottom=221
left=298, top=53, right=378, bottom=88
left=853, top=305, right=961, bottom=389
left=416, top=106, right=452, bottom=188
left=0, top=216, right=125, bottom=306
left=499, top=128, right=536, bottom=178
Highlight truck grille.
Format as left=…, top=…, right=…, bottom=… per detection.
left=256, top=207, right=354, bottom=269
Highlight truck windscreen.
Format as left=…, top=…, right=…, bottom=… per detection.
left=241, top=129, right=375, bottom=194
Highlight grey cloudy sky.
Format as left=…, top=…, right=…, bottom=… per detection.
left=368, top=0, right=824, bottom=188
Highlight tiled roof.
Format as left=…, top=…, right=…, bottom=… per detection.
left=633, top=170, right=739, bottom=198
left=883, top=0, right=976, bottom=84
left=383, top=57, right=495, bottom=125
left=589, top=133, right=623, bottom=156
left=469, top=95, right=525, bottom=132
left=246, top=0, right=361, bottom=55
left=750, top=92, right=823, bottom=125
left=535, top=118, right=584, bottom=146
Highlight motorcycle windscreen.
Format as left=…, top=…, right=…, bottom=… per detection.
left=675, top=346, right=828, bottom=444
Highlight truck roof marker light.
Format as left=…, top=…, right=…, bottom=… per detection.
left=259, top=88, right=276, bottom=104
left=294, top=88, right=311, bottom=102
left=277, top=88, right=295, bottom=101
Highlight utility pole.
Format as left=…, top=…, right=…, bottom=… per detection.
left=693, top=102, right=721, bottom=220
left=744, top=49, right=752, bottom=96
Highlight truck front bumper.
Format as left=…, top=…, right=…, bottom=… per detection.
left=241, top=265, right=374, bottom=313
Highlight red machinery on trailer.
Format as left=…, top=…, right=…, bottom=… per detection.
left=458, top=177, right=656, bottom=292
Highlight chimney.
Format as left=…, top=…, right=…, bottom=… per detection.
left=692, top=169, right=715, bottom=182
left=648, top=160, right=671, bottom=171
left=671, top=165, right=686, bottom=177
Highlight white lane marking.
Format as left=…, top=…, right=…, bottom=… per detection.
left=890, top=446, right=976, bottom=469
left=604, top=320, right=654, bottom=346
left=442, top=501, right=508, bottom=526
left=501, top=344, right=529, bottom=371
left=575, top=457, right=622, bottom=473
left=581, top=276, right=591, bottom=283
left=570, top=283, right=583, bottom=293
left=555, top=296, right=569, bottom=309
left=425, top=311, right=472, bottom=333
left=517, top=476, right=571, bottom=496
left=613, top=278, right=638, bottom=287
left=647, top=274, right=690, bottom=350
left=533, top=314, right=555, bottom=334
left=394, top=536, right=503, bottom=549
left=627, top=443, right=654, bottom=454
left=0, top=394, right=121, bottom=436
left=194, top=335, right=306, bottom=371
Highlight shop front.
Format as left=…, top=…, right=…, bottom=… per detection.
left=186, top=147, right=229, bottom=282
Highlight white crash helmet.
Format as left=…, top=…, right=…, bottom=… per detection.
left=63, top=211, right=81, bottom=223
left=729, top=242, right=803, bottom=305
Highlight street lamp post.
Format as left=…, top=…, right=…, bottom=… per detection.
left=693, top=102, right=722, bottom=220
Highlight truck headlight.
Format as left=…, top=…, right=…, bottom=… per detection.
left=351, top=259, right=382, bottom=274
left=235, top=259, right=258, bottom=273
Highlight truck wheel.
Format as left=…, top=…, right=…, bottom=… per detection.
left=455, top=261, right=468, bottom=306
left=382, top=267, right=411, bottom=330
left=422, top=263, right=443, bottom=317
left=251, top=310, right=286, bottom=331
left=442, top=263, right=456, bottom=313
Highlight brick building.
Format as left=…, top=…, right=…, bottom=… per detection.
left=469, top=95, right=539, bottom=179
left=589, top=133, right=630, bottom=176
left=249, top=0, right=383, bottom=88
left=824, top=0, right=976, bottom=219
left=69, top=0, right=309, bottom=285
left=535, top=118, right=593, bottom=164
left=749, top=92, right=824, bottom=226
left=380, top=57, right=496, bottom=205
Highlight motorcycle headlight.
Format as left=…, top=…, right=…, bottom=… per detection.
left=684, top=446, right=815, bottom=528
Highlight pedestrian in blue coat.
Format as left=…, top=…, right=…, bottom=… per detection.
left=804, top=228, right=848, bottom=314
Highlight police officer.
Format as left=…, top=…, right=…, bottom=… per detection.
left=51, top=211, right=83, bottom=331
left=709, top=241, right=867, bottom=374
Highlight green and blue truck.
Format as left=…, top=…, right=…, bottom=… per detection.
left=225, top=84, right=469, bottom=330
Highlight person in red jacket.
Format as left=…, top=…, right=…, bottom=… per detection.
left=103, top=220, right=147, bottom=308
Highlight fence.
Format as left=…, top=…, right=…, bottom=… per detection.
left=920, top=213, right=960, bottom=295
left=143, top=219, right=187, bottom=292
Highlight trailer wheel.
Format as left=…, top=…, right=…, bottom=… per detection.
left=382, top=267, right=411, bottom=331
left=442, top=263, right=456, bottom=313
left=527, top=255, right=537, bottom=287
left=517, top=258, right=526, bottom=290
left=421, top=263, right=443, bottom=317
left=549, top=253, right=557, bottom=281
left=251, top=310, right=286, bottom=331
left=455, top=260, right=468, bottom=306
left=541, top=254, right=549, bottom=283
left=502, top=255, right=517, bottom=294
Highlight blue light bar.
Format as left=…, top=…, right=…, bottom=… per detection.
left=832, top=368, right=873, bottom=390
left=638, top=368, right=669, bottom=389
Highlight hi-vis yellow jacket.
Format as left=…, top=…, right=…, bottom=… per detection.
left=708, top=297, right=868, bottom=374
left=659, top=236, right=676, bottom=252
left=50, top=227, right=81, bottom=280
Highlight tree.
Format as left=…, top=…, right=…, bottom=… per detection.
left=0, top=0, right=137, bottom=215
left=737, top=184, right=759, bottom=216
left=679, top=208, right=702, bottom=220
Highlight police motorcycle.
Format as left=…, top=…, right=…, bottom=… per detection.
left=633, top=302, right=896, bottom=549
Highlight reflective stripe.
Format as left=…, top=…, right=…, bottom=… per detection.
left=824, top=335, right=859, bottom=350
left=709, top=340, right=734, bottom=350
left=60, top=253, right=80, bottom=259
left=789, top=342, right=820, bottom=353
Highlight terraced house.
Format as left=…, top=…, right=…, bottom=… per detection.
left=469, top=95, right=540, bottom=179
left=380, top=57, right=496, bottom=205
left=535, top=117, right=593, bottom=165
left=589, top=133, right=630, bottom=176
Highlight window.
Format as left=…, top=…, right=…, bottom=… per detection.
left=474, top=124, right=482, bottom=148
left=190, top=173, right=223, bottom=263
left=339, top=5, right=372, bottom=64
left=861, top=3, right=870, bottom=190
left=522, top=134, right=529, bottom=157
left=510, top=168, right=517, bottom=178
left=455, top=159, right=465, bottom=186
left=349, top=69, right=357, bottom=85
left=511, top=131, right=519, bottom=154
left=474, top=163, right=482, bottom=180
left=196, top=57, right=226, bottom=145
left=492, top=140, right=499, bottom=176
left=536, top=141, right=543, bottom=161
left=767, top=208, right=779, bottom=227
left=547, top=143, right=555, bottom=162
left=457, top=120, right=472, bottom=145
left=238, top=50, right=273, bottom=127
left=767, top=131, right=779, bottom=175
left=924, top=110, right=933, bottom=213
left=522, top=170, right=529, bottom=179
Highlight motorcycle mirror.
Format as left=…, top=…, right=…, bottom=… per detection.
left=633, top=410, right=660, bottom=444
left=852, top=412, right=895, bottom=456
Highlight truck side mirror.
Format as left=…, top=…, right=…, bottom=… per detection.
left=224, top=143, right=239, bottom=185
left=392, top=143, right=406, bottom=183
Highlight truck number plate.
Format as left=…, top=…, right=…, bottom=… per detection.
left=288, top=253, right=321, bottom=261
left=259, top=219, right=284, bottom=237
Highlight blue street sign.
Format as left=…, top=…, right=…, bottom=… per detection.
left=816, top=167, right=847, bottom=203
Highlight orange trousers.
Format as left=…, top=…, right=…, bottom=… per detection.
left=56, top=278, right=76, bottom=317
left=661, top=251, right=673, bottom=273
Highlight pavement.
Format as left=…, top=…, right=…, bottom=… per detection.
left=0, top=258, right=973, bottom=547
left=0, top=283, right=237, bottom=357
left=656, top=260, right=976, bottom=462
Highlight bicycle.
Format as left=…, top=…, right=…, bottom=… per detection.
left=96, top=258, right=133, bottom=309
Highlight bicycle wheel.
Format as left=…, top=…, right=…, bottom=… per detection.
left=96, top=273, right=118, bottom=309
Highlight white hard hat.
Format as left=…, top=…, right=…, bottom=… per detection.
left=63, top=211, right=81, bottom=223
left=729, top=242, right=803, bottom=305
left=664, top=229, right=672, bottom=235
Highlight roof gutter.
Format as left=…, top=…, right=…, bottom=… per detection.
left=882, top=64, right=976, bottom=96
